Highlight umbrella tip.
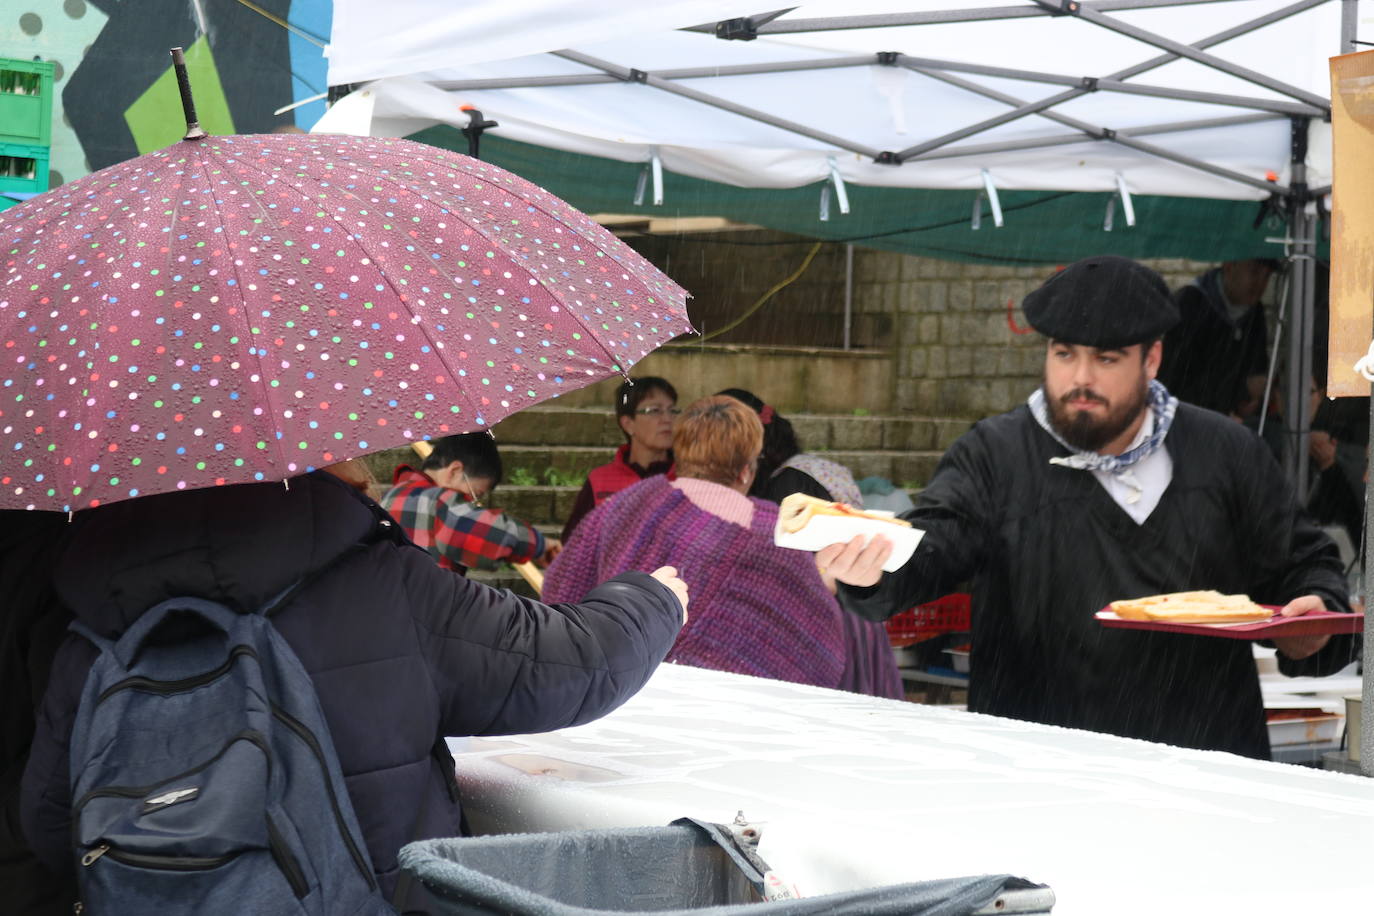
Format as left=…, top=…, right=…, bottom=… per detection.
left=169, top=48, right=207, bottom=141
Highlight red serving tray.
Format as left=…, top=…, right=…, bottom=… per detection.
left=1095, top=605, right=1363, bottom=639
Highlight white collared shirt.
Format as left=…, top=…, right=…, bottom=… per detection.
left=1090, top=410, right=1173, bottom=525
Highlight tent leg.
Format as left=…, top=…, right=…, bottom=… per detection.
left=1364, top=390, right=1374, bottom=777
left=843, top=244, right=854, bottom=351
left=1283, top=118, right=1315, bottom=499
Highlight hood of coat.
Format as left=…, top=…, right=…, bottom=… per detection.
left=54, top=471, right=377, bottom=638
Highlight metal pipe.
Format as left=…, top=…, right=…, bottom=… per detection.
left=1073, top=4, right=1330, bottom=110
left=1343, top=0, right=1360, bottom=54
left=896, top=55, right=1322, bottom=116
left=891, top=0, right=1325, bottom=160
left=843, top=244, right=854, bottom=351
left=552, top=50, right=886, bottom=160
left=685, top=0, right=1240, bottom=34
left=908, top=67, right=1293, bottom=195
left=910, top=113, right=1281, bottom=161
left=1363, top=391, right=1374, bottom=776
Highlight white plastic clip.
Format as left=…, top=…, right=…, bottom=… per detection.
left=973, top=170, right=1003, bottom=229
left=1354, top=340, right=1374, bottom=382
left=633, top=147, right=664, bottom=207
left=828, top=156, right=850, bottom=216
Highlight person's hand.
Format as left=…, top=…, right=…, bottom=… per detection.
left=650, top=566, right=689, bottom=625
left=1309, top=431, right=1337, bottom=472
left=815, top=535, right=893, bottom=588
left=537, top=538, right=563, bottom=568
left=1271, top=594, right=1332, bottom=660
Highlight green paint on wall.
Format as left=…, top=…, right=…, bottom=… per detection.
left=125, top=37, right=234, bottom=153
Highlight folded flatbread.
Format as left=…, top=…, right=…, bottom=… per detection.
left=778, top=493, right=912, bottom=535
left=1109, top=590, right=1272, bottom=624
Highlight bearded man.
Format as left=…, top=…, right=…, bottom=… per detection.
left=821, top=255, right=1355, bottom=759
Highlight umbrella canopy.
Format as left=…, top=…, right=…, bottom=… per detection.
left=0, top=132, right=692, bottom=512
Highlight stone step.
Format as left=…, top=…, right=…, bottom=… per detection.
left=490, top=406, right=971, bottom=453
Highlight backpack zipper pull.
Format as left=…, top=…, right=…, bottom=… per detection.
left=81, top=844, right=110, bottom=866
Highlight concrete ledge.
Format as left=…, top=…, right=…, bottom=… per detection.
left=545, top=342, right=894, bottom=414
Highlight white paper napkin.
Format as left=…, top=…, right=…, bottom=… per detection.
left=773, top=510, right=924, bottom=572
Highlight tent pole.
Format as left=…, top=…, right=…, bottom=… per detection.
left=906, top=67, right=1292, bottom=195
left=913, top=113, right=1281, bottom=161
left=1072, top=5, right=1329, bottom=108
left=886, top=0, right=1327, bottom=159
left=1347, top=0, right=1373, bottom=779
left=844, top=244, right=854, bottom=351
left=1283, top=118, right=1314, bottom=499
left=689, top=1, right=1266, bottom=34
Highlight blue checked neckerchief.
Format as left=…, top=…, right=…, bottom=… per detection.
left=1028, top=380, right=1178, bottom=483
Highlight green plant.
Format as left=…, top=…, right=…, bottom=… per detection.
left=503, top=466, right=585, bottom=487
left=542, top=467, right=586, bottom=487
left=852, top=407, right=871, bottom=417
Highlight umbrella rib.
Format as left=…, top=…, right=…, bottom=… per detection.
left=190, top=141, right=298, bottom=478
left=277, top=142, right=641, bottom=396
left=224, top=144, right=493, bottom=434
left=383, top=144, right=651, bottom=382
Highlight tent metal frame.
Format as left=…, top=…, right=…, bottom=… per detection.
left=434, top=0, right=1340, bottom=513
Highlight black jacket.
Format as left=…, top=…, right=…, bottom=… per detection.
left=21, top=472, right=682, bottom=899
left=841, top=404, right=1355, bottom=759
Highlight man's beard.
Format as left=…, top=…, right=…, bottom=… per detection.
left=1045, top=375, right=1150, bottom=452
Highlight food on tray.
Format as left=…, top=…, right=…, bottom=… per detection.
left=1108, top=590, right=1272, bottom=624
left=778, top=493, right=912, bottom=535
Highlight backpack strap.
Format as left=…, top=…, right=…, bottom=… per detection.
left=67, top=619, right=115, bottom=656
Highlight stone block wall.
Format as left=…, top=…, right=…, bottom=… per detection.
left=859, top=253, right=1212, bottom=418
left=630, top=230, right=1214, bottom=420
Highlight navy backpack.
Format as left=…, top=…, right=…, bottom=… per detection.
left=67, top=531, right=396, bottom=915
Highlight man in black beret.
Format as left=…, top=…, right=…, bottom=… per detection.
left=816, top=255, right=1355, bottom=760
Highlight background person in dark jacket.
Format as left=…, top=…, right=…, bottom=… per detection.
left=21, top=469, right=687, bottom=905
left=1157, top=258, right=1277, bottom=417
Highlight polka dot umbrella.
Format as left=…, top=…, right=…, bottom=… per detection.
left=0, top=128, right=691, bottom=512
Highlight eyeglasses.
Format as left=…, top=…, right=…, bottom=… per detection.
left=635, top=406, right=681, bottom=417
left=460, top=471, right=487, bottom=508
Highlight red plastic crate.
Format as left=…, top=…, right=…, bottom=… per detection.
left=885, top=593, right=971, bottom=647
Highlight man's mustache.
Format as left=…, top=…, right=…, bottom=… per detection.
left=1061, top=388, right=1107, bottom=406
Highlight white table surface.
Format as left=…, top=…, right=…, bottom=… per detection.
left=447, top=663, right=1374, bottom=916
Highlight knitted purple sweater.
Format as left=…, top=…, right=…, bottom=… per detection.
left=545, top=476, right=880, bottom=692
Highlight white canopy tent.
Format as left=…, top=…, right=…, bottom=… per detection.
left=320, top=0, right=1353, bottom=479
left=322, top=2, right=1373, bottom=773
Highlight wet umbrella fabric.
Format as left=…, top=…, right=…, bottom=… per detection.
left=0, top=133, right=690, bottom=511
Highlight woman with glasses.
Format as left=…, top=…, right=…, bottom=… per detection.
left=561, top=376, right=679, bottom=542
left=544, top=396, right=902, bottom=698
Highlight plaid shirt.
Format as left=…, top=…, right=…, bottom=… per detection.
left=382, top=466, right=545, bottom=572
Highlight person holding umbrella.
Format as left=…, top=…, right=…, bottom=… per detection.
left=4, top=59, right=697, bottom=908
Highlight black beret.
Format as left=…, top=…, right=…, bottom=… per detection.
left=1022, top=255, right=1179, bottom=349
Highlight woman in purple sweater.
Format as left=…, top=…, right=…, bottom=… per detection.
left=543, top=395, right=902, bottom=698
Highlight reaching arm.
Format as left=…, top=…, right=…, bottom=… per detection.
left=400, top=546, right=684, bottom=737
left=831, top=429, right=997, bottom=621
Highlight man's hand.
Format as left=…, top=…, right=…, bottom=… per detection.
left=815, top=535, right=894, bottom=588
left=1271, top=594, right=1333, bottom=660
left=650, top=565, right=689, bottom=626
left=537, top=538, right=563, bottom=568
left=1309, top=431, right=1337, bottom=472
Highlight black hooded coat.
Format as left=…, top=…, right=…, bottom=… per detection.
left=21, top=471, right=682, bottom=901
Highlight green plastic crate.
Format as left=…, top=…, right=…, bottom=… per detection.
left=0, top=141, right=50, bottom=209
left=0, top=58, right=54, bottom=148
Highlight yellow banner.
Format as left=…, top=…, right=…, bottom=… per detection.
left=1329, top=50, right=1374, bottom=396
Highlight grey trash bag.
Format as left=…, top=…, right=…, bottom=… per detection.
left=397, top=820, right=1053, bottom=915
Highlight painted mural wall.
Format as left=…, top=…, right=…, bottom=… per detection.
left=2, top=0, right=331, bottom=187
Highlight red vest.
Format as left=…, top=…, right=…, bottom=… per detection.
left=587, top=445, right=648, bottom=507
